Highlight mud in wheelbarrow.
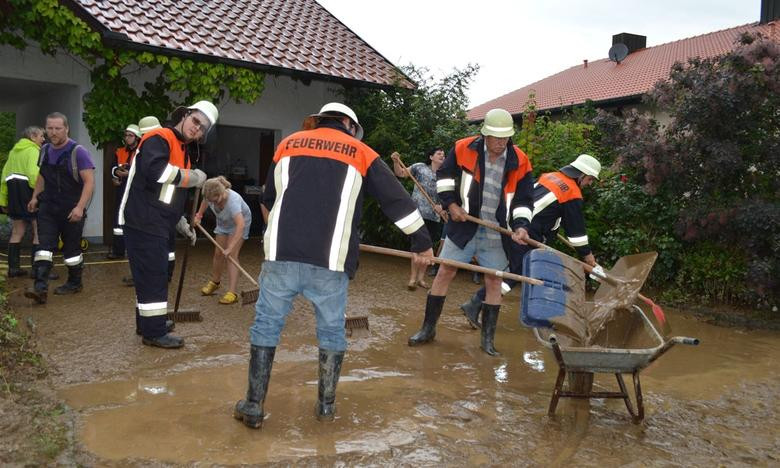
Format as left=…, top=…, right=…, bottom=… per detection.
left=535, top=304, right=699, bottom=423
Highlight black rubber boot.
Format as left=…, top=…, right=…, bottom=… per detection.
left=408, top=294, right=445, bottom=346
left=141, top=334, right=184, bottom=349
left=7, top=243, right=26, bottom=277
left=54, top=265, right=83, bottom=295
left=315, top=348, right=345, bottom=422
left=31, top=245, right=59, bottom=280
left=460, top=293, right=482, bottom=330
left=234, top=345, right=276, bottom=429
left=136, top=318, right=174, bottom=336
left=24, top=261, right=51, bottom=304
left=480, top=303, right=501, bottom=356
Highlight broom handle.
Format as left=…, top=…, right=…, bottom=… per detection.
left=391, top=153, right=448, bottom=219
left=359, top=244, right=544, bottom=286
left=461, top=212, right=625, bottom=286
left=195, top=223, right=258, bottom=286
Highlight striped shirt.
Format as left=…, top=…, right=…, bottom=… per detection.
left=480, top=146, right=506, bottom=240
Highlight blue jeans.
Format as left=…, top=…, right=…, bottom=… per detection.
left=250, top=261, right=349, bottom=351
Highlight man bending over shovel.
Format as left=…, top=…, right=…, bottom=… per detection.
left=233, top=102, right=433, bottom=429
left=460, top=154, right=601, bottom=329
left=407, top=108, right=535, bottom=356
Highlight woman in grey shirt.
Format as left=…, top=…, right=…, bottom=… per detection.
left=194, top=176, right=252, bottom=304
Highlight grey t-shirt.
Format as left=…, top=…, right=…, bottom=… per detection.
left=210, top=189, right=252, bottom=238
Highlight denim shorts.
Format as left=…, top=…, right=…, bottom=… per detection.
left=438, top=226, right=508, bottom=271
left=249, top=260, right=349, bottom=351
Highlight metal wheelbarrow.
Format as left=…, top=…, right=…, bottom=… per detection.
left=534, top=304, right=698, bottom=423
left=519, top=249, right=699, bottom=423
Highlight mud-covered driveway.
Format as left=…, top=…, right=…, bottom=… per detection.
left=6, top=241, right=780, bottom=465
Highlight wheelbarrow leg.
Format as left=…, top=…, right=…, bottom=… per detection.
left=615, top=373, right=638, bottom=420
left=548, top=367, right=566, bottom=416
left=633, top=371, right=644, bottom=423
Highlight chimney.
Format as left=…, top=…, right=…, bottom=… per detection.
left=761, top=0, right=780, bottom=23
left=612, top=33, right=646, bottom=54
left=583, top=59, right=588, bottom=68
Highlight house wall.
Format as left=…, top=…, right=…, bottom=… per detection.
left=1, top=43, right=342, bottom=243
left=0, top=43, right=103, bottom=239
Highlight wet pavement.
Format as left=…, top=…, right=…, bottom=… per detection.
left=6, top=241, right=780, bottom=466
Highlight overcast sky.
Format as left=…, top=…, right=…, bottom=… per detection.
left=316, top=0, right=762, bottom=108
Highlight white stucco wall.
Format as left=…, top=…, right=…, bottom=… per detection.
left=1, top=43, right=343, bottom=242
left=1, top=43, right=103, bottom=238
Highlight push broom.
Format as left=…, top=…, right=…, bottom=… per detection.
left=194, top=223, right=260, bottom=305
left=168, top=179, right=204, bottom=322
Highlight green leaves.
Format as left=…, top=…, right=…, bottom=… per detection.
left=0, top=0, right=266, bottom=148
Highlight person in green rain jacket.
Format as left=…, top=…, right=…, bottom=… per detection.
left=1, top=126, right=44, bottom=277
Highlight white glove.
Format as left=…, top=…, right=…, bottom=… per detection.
left=177, top=168, right=207, bottom=188
left=176, top=216, right=197, bottom=245
left=589, top=264, right=606, bottom=282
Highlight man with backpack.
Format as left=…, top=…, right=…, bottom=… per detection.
left=24, top=112, right=95, bottom=304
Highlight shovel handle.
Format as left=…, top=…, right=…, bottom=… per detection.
left=359, top=244, right=543, bottom=286
left=195, top=223, right=258, bottom=286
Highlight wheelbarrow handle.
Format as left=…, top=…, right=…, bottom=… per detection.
left=359, top=244, right=544, bottom=286
left=673, top=336, right=699, bottom=346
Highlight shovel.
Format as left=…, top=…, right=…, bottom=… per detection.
left=194, top=224, right=260, bottom=305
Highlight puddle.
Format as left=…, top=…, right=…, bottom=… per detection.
left=5, top=246, right=779, bottom=465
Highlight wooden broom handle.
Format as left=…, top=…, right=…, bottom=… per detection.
left=391, top=153, right=448, bottom=220
left=359, top=244, right=543, bottom=286
left=195, top=223, right=258, bottom=286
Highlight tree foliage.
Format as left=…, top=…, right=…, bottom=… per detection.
left=343, top=64, right=479, bottom=247
left=0, top=0, right=265, bottom=147
left=595, top=33, right=780, bottom=307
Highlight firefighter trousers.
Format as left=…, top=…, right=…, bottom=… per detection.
left=125, top=225, right=170, bottom=338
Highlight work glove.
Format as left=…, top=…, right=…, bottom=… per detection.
left=176, top=216, right=197, bottom=245
left=589, top=264, right=607, bottom=282
left=176, top=168, right=207, bottom=188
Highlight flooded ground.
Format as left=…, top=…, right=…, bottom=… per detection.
left=5, top=241, right=780, bottom=466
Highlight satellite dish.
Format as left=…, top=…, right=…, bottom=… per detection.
left=608, top=43, right=629, bottom=64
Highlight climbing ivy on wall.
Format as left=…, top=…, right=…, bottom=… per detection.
left=0, top=0, right=265, bottom=146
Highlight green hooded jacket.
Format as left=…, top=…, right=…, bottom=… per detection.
left=1, top=138, right=40, bottom=207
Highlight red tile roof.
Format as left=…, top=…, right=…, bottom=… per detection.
left=467, top=21, right=780, bottom=121
left=72, top=0, right=412, bottom=88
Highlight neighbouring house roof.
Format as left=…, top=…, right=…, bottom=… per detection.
left=467, top=21, right=780, bottom=121
left=69, top=0, right=413, bottom=89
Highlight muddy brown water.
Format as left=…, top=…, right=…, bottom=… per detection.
left=6, top=242, right=780, bottom=466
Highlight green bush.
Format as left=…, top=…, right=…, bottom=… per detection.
left=669, top=243, right=751, bottom=305
left=585, top=177, right=681, bottom=285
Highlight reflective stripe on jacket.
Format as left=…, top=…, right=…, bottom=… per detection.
left=263, top=123, right=431, bottom=278
left=532, top=171, right=591, bottom=256
left=436, top=135, right=534, bottom=254
left=119, top=127, right=191, bottom=238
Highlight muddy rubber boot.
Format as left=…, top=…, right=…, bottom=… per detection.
left=460, top=293, right=482, bottom=330
left=136, top=317, right=174, bottom=336
left=408, top=294, right=445, bottom=346
left=142, top=334, right=184, bottom=349
left=30, top=245, right=58, bottom=280
left=315, top=349, right=344, bottom=422
left=480, top=304, right=501, bottom=356
left=234, top=345, right=276, bottom=429
left=24, top=261, right=51, bottom=304
left=54, top=265, right=83, bottom=295
left=7, top=243, right=26, bottom=277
